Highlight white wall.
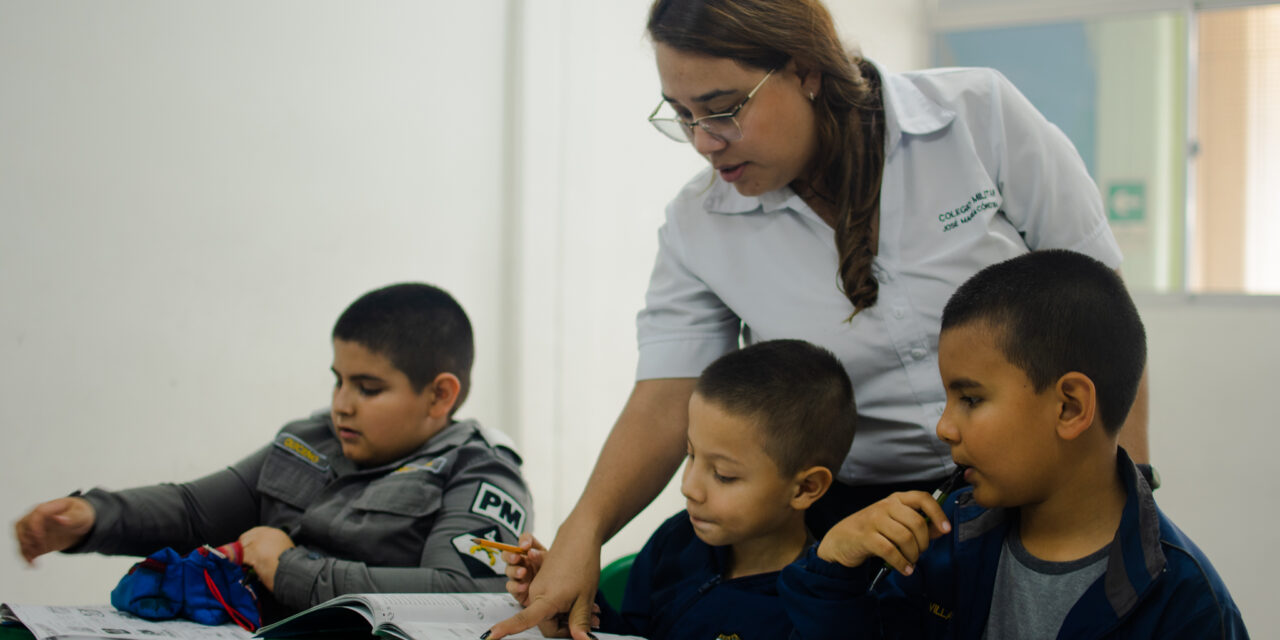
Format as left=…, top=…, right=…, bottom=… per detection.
left=1138, top=295, right=1280, bottom=635
left=0, top=1, right=512, bottom=604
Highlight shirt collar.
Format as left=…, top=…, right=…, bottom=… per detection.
left=701, top=61, right=954, bottom=216
left=953, top=448, right=1167, bottom=622
left=875, top=59, right=956, bottom=155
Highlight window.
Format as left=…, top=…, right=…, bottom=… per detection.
left=932, top=2, right=1280, bottom=294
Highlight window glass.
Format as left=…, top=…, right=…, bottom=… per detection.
left=936, top=14, right=1190, bottom=292
left=1193, top=5, right=1280, bottom=294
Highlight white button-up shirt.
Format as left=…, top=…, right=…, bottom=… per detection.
left=636, top=66, right=1122, bottom=485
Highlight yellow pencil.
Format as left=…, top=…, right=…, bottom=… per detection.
left=470, top=537, right=527, bottom=555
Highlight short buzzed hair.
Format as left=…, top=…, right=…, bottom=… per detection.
left=332, top=283, right=474, bottom=413
left=941, top=250, right=1146, bottom=434
left=694, top=339, right=856, bottom=475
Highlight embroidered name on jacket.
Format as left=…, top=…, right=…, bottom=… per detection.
left=938, top=189, right=999, bottom=233
left=272, top=434, right=328, bottom=470
left=929, top=602, right=953, bottom=620
left=470, top=482, right=526, bottom=535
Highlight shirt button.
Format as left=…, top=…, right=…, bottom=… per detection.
left=893, top=307, right=905, bottom=319
left=911, top=347, right=927, bottom=360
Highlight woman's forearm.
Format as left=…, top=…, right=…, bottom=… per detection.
left=559, top=377, right=697, bottom=545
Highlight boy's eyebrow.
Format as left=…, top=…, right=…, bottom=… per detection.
left=686, top=438, right=742, bottom=466
left=700, top=451, right=742, bottom=467
left=947, top=377, right=983, bottom=391
left=330, top=368, right=384, bottom=384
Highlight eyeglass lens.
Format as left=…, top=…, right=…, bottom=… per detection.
left=653, top=114, right=742, bottom=143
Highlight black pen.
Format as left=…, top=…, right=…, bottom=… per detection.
left=866, top=465, right=967, bottom=593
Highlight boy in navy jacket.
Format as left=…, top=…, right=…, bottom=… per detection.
left=503, top=339, right=857, bottom=640
left=780, top=250, right=1247, bottom=639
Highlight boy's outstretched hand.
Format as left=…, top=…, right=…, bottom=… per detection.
left=14, top=497, right=95, bottom=565
left=817, top=491, right=951, bottom=577
left=238, top=526, right=295, bottom=592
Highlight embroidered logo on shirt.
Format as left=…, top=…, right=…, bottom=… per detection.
left=273, top=434, right=329, bottom=470
left=470, top=482, right=526, bottom=536
left=451, top=526, right=509, bottom=577
left=928, top=602, right=954, bottom=620
left=715, top=634, right=742, bottom=640
left=938, top=189, right=999, bottom=233
left=393, top=455, right=449, bottom=475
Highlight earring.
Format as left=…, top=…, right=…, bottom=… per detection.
left=808, top=91, right=816, bottom=101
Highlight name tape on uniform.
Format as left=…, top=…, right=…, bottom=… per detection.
left=272, top=434, right=329, bottom=470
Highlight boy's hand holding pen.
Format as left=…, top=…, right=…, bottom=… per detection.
left=486, top=533, right=547, bottom=606
left=815, top=466, right=965, bottom=590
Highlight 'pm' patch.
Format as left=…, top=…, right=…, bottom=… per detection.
left=470, top=482, right=526, bottom=536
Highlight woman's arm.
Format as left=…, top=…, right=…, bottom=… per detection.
left=488, top=377, right=696, bottom=640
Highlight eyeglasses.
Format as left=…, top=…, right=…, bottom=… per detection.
left=648, top=68, right=776, bottom=143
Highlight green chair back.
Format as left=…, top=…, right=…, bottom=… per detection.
left=598, top=552, right=637, bottom=611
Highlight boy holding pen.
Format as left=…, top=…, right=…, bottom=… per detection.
left=780, top=250, right=1247, bottom=639
left=495, top=339, right=857, bottom=640
left=14, top=283, right=532, bottom=616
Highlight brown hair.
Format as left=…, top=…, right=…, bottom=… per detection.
left=648, top=0, right=885, bottom=315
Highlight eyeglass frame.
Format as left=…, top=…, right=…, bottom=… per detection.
left=647, top=68, right=777, bottom=143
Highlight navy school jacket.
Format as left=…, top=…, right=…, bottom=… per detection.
left=779, top=449, right=1248, bottom=639
left=599, top=511, right=796, bottom=640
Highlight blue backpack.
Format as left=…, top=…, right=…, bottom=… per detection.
left=111, top=545, right=260, bottom=630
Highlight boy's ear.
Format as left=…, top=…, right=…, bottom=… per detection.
left=789, top=466, right=834, bottom=510
left=425, top=373, right=461, bottom=419
left=1054, top=372, right=1097, bottom=441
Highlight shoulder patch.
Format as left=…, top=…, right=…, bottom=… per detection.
left=451, top=526, right=509, bottom=578
left=272, top=433, right=329, bottom=470
left=470, top=481, right=526, bottom=536
left=394, top=455, right=450, bottom=475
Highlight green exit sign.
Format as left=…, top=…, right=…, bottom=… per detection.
left=1107, top=182, right=1146, bottom=223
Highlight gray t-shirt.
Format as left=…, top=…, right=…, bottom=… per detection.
left=982, top=524, right=1109, bottom=640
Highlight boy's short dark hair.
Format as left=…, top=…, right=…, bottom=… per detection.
left=694, top=339, right=856, bottom=476
left=941, top=250, right=1146, bottom=434
left=332, top=283, right=474, bottom=411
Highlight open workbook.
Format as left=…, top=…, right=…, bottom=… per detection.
left=1, top=604, right=251, bottom=640
left=254, top=593, right=644, bottom=640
